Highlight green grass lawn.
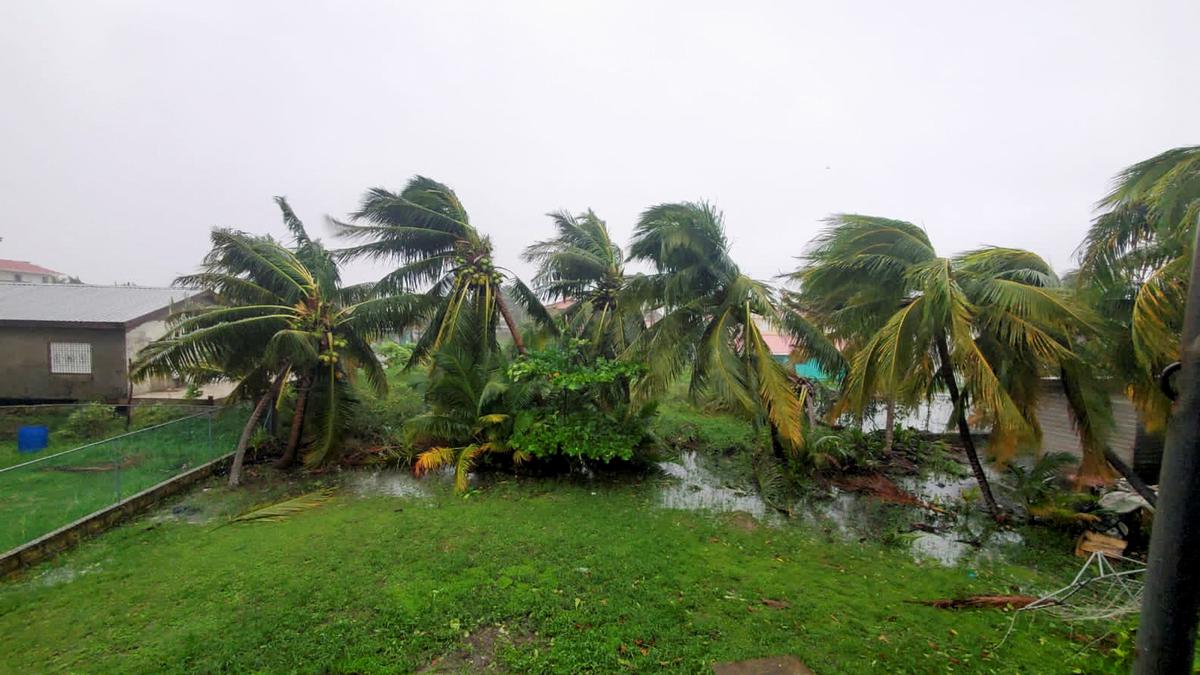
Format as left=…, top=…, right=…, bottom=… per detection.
left=0, top=410, right=243, bottom=551
left=0, top=471, right=1123, bottom=673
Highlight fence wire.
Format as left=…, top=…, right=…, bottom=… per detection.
left=0, top=404, right=243, bottom=552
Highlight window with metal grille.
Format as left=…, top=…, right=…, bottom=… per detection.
left=49, top=343, right=92, bottom=374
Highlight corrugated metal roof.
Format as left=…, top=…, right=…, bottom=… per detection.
left=0, top=283, right=203, bottom=325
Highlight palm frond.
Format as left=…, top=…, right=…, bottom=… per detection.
left=229, top=489, right=335, bottom=524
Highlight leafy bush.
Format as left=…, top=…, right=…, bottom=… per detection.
left=807, top=426, right=885, bottom=471
left=511, top=409, right=646, bottom=462
left=507, top=341, right=650, bottom=463
left=806, top=424, right=956, bottom=474
left=60, top=403, right=119, bottom=441
left=1003, top=452, right=1077, bottom=509
left=347, top=341, right=427, bottom=451
left=352, top=384, right=426, bottom=445
left=131, top=404, right=186, bottom=430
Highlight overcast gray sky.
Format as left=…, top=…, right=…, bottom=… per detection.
left=1, top=1, right=1197, bottom=288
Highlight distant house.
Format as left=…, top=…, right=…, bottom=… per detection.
left=0, top=259, right=66, bottom=284
left=755, top=318, right=832, bottom=382
left=0, top=284, right=209, bottom=402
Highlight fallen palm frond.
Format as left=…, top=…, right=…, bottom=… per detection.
left=914, top=595, right=1040, bottom=610
left=751, top=452, right=792, bottom=517
left=831, top=473, right=948, bottom=515
left=229, top=488, right=335, bottom=524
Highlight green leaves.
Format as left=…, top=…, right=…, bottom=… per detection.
left=335, top=176, right=550, bottom=360
left=628, top=203, right=806, bottom=454
left=1075, top=146, right=1199, bottom=433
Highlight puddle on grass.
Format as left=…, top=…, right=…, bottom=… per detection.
left=34, top=562, right=101, bottom=587
left=347, top=470, right=431, bottom=499
left=657, top=451, right=1022, bottom=567
left=656, top=452, right=769, bottom=519
left=804, top=468, right=1024, bottom=567
left=148, top=503, right=213, bottom=525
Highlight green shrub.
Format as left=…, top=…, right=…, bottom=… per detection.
left=511, top=409, right=646, bottom=462
left=649, top=401, right=762, bottom=454
left=351, top=386, right=426, bottom=446
left=347, top=342, right=428, bottom=449
left=60, top=403, right=119, bottom=441
left=131, top=404, right=186, bottom=430
left=506, top=342, right=650, bottom=463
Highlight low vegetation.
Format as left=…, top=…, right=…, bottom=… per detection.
left=0, top=474, right=1127, bottom=673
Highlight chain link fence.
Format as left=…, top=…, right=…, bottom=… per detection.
left=0, top=404, right=244, bottom=552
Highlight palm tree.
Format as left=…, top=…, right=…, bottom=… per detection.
left=783, top=215, right=918, bottom=451
left=626, top=202, right=804, bottom=456
left=407, top=347, right=532, bottom=492
left=806, top=215, right=1095, bottom=519
left=133, top=199, right=398, bottom=484
left=332, top=176, right=552, bottom=365
left=523, top=209, right=643, bottom=358
left=1076, top=147, right=1200, bottom=435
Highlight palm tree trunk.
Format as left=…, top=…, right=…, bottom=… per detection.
left=228, top=372, right=286, bottom=488
left=934, top=334, right=1001, bottom=520
left=276, top=375, right=311, bottom=469
left=497, top=294, right=527, bottom=355
left=769, top=423, right=787, bottom=461
left=883, top=397, right=896, bottom=452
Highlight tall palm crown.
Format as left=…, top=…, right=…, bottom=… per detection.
left=333, top=176, right=551, bottom=365
left=134, top=198, right=392, bottom=468
left=1076, top=146, right=1200, bottom=429
left=523, top=209, right=642, bottom=356
left=627, top=202, right=803, bottom=453
left=804, top=215, right=1101, bottom=513
left=782, top=215, right=928, bottom=382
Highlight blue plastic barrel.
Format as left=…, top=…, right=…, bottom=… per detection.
left=17, top=425, right=49, bottom=453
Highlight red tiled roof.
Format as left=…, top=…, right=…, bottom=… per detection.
left=0, top=259, right=61, bottom=276
left=760, top=331, right=796, bottom=357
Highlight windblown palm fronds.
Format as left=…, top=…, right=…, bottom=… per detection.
left=523, top=209, right=643, bottom=357
left=626, top=202, right=805, bottom=456
left=1075, top=146, right=1200, bottom=431
left=133, top=198, right=402, bottom=482
left=405, top=347, right=532, bottom=492
left=332, top=176, right=553, bottom=365
left=788, top=214, right=1102, bottom=517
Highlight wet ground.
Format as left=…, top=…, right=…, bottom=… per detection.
left=656, top=451, right=1024, bottom=567
left=338, top=455, right=1026, bottom=568
left=137, top=455, right=1026, bottom=573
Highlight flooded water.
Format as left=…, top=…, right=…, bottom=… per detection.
left=656, top=451, right=1022, bottom=567
left=656, top=452, right=769, bottom=518
left=348, top=470, right=431, bottom=499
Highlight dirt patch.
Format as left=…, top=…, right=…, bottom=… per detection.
left=419, top=624, right=537, bottom=673
left=726, top=511, right=759, bottom=532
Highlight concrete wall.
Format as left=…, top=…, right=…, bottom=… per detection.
left=125, top=318, right=174, bottom=394
left=0, top=272, right=60, bottom=283
left=0, top=325, right=128, bottom=401
left=866, top=382, right=1138, bottom=463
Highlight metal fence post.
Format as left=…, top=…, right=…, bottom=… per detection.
left=113, top=440, right=121, bottom=503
